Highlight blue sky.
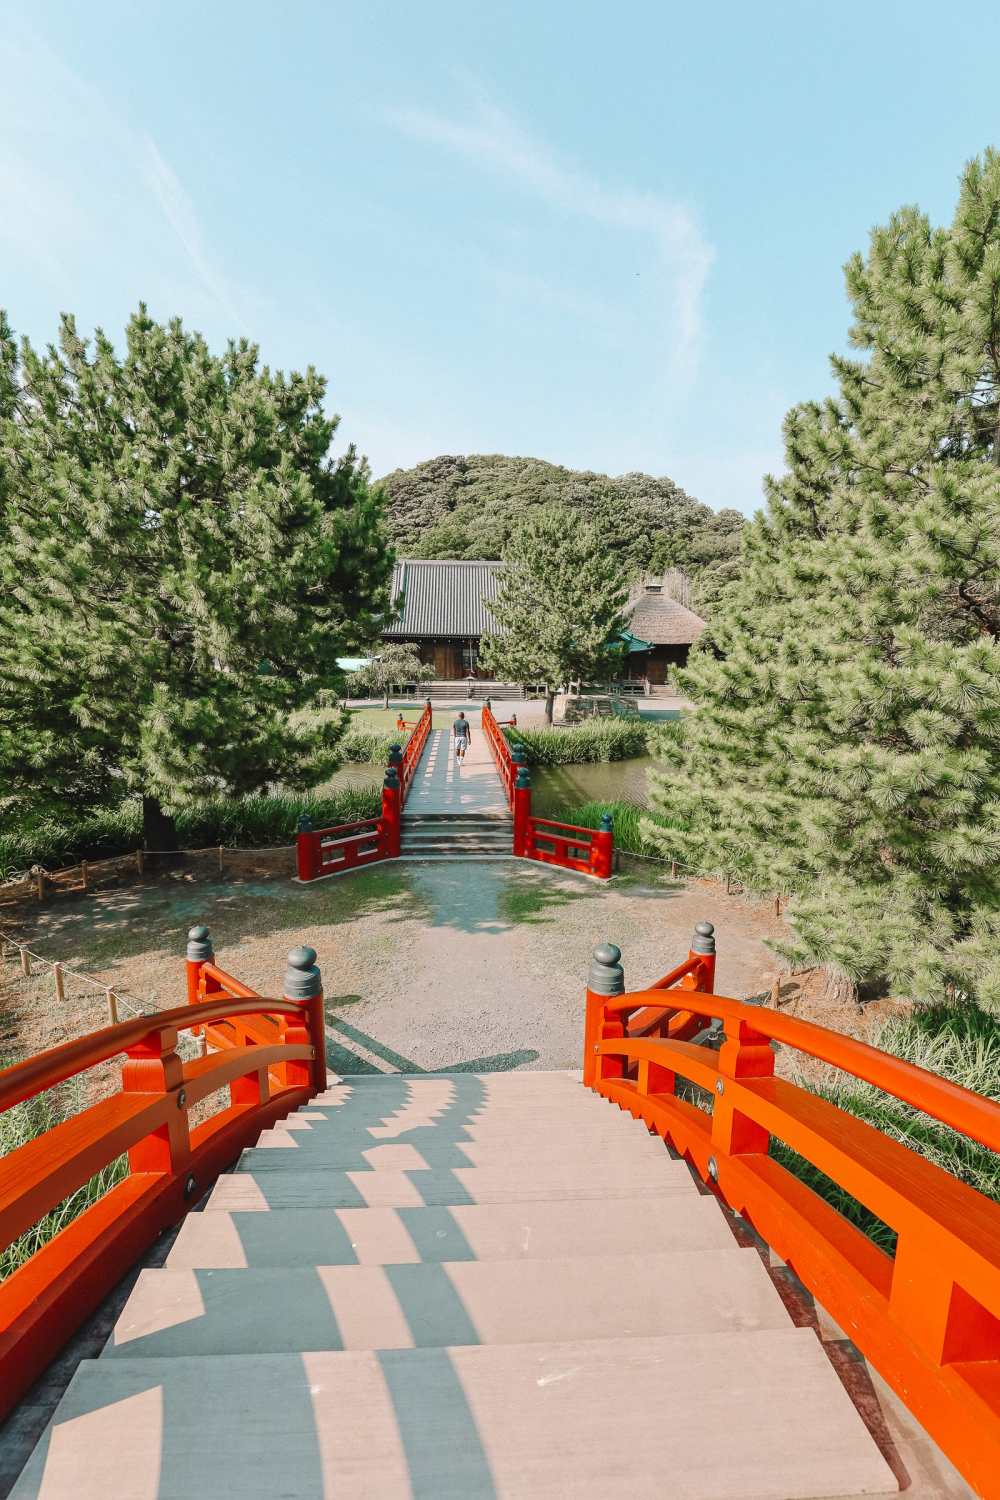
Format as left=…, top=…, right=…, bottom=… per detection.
left=2, top=2, right=998, bottom=516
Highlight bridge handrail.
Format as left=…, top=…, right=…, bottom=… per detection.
left=481, top=701, right=516, bottom=808
left=0, top=933, right=326, bottom=1424
left=399, top=700, right=433, bottom=803
left=0, top=994, right=305, bottom=1115
left=599, top=987, right=1000, bottom=1152
left=583, top=933, right=1000, bottom=1497
left=528, top=816, right=598, bottom=841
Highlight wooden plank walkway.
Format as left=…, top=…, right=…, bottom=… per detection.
left=11, top=1072, right=899, bottom=1498
left=405, top=726, right=508, bottom=817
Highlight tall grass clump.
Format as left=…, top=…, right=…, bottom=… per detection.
left=773, top=1002, right=1000, bottom=1252
left=506, top=720, right=651, bottom=765
left=0, top=786, right=382, bottom=878
left=0, top=1067, right=128, bottom=1280
left=341, top=728, right=396, bottom=764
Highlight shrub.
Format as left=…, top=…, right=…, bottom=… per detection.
left=0, top=787, right=382, bottom=878
left=341, top=729, right=396, bottom=764
left=506, top=720, right=651, bottom=765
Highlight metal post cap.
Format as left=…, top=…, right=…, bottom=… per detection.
left=186, top=925, right=214, bottom=962
left=599, top=812, right=614, bottom=833
left=296, top=813, right=314, bottom=833
left=388, top=744, right=403, bottom=765
left=284, top=945, right=322, bottom=999
left=691, top=920, right=716, bottom=955
left=589, top=942, right=625, bottom=995
left=514, top=766, right=531, bottom=789
left=510, top=746, right=526, bottom=765
left=383, top=766, right=400, bottom=789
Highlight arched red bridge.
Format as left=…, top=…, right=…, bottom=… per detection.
left=1, top=923, right=998, bottom=1497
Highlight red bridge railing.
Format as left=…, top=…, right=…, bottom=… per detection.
left=0, top=927, right=326, bottom=1421
left=296, top=701, right=433, bottom=879
left=481, top=702, right=613, bottom=879
left=583, top=928, right=1000, bottom=1497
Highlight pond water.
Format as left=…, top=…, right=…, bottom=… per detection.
left=531, top=756, right=654, bottom=814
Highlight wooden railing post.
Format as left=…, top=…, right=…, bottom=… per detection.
left=186, top=924, right=214, bottom=1006
left=584, top=943, right=625, bottom=1087
left=381, top=767, right=401, bottom=858
left=513, top=764, right=532, bottom=856
left=711, top=988, right=774, bottom=1159
left=296, top=814, right=319, bottom=882
left=686, top=920, right=716, bottom=992
left=591, top=812, right=614, bottom=880
left=121, top=1025, right=191, bottom=1177
left=281, top=946, right=325, bottom=1092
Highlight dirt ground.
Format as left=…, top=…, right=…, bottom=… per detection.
left=1, top=858, right=791, bottom=1076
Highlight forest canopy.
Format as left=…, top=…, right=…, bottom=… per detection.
left=378, top=453, right=744, bottom=612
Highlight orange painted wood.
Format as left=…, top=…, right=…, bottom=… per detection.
left=0, top=954, right=325, bottom=1424
left=585, top=970, right=1000, bottom=1498
left=0, top=1093, right=167, bottom=1246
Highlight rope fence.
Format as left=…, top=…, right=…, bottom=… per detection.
left=0, top=926, right=154, bottom=1026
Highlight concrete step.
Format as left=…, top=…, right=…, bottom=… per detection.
left=109, top=1249, right=793, bottom=1358
left=166, top=1195, right=738, bottom=1269
left=403, top=814, right=514, bottom=826
left=206, top=1160, right=698, bottom=1211
left=234, top=1133, right=669, bottom=1171
left=12, top=1334, right=898, bottom=1498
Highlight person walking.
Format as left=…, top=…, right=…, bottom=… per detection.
left=452, top=710, right=472, bottom=767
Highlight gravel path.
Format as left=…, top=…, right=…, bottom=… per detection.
left=4, top=861, right=786, bottom=1074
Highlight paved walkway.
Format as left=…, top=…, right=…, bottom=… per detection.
left=405, top=726, right=508, bottom=816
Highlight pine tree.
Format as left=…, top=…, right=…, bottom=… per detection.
left=347, top=645, right=434, bottom=708
left=645, top=150, right=1000, bottom=1009
left=0, top=307, right=393, bottom=847
left=478, top=506, right=629, bottom=723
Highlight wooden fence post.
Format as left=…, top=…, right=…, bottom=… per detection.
left=52, top=963, right=65, bottom=1003
left=35, top=868, right=45, bottom=902
left=80, top=860, right=89, bottom=892
left=19, top=947, right=30, bottom=978
left=106, top=988, right=119, bottom=1025
left=136, top=849, right=145, bottom=877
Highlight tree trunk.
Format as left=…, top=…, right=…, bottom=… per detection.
left=142, top=794, right=178, bottom=852
left=383, top=688, right=390, bottom=709
left=544, top=688, right=555, bottom=726
left=820, top=966, right=859, bottom=1007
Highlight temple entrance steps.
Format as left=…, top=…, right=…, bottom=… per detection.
left=400, top=813, right=514, bottom=860
left=12, top=1071, right=898, bottom=1498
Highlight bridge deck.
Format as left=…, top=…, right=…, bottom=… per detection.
left=11, top=1073, right=898, bottom=1499
left=404, top=725, right=508, bottom=817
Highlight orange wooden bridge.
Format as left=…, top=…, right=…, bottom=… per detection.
left=295, top=701, right=615, bottom=879
left=1, top=924, right=999, bottom=1497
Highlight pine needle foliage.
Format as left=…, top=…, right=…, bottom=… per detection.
left=479, top=506, right=630, bottom=723
left=0, top=307, right=393, bottom=846
left=644, top=150, right=1000, bottom=1008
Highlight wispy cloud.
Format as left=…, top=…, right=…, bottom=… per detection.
left=1, top=24, right=243, bottom=330
left=141, top=137, right=243, bottom=326
left=384, top=92, right=715, bottom=392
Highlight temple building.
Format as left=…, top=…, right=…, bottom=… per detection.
left=381, top=559, right=705, bottom=687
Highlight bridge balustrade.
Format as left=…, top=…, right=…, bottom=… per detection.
left=0, top=929, right=326, bottom=1422
left=295, top=701, right=433, bottom=879
left=481, top=701, right=614, bottom=879
left=584, top=932, right=1000, bottom=1498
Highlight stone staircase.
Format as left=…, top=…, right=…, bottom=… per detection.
left=11, top=1071, right=897, bottom=1498
left=400, top=812, right=514, bottom=860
